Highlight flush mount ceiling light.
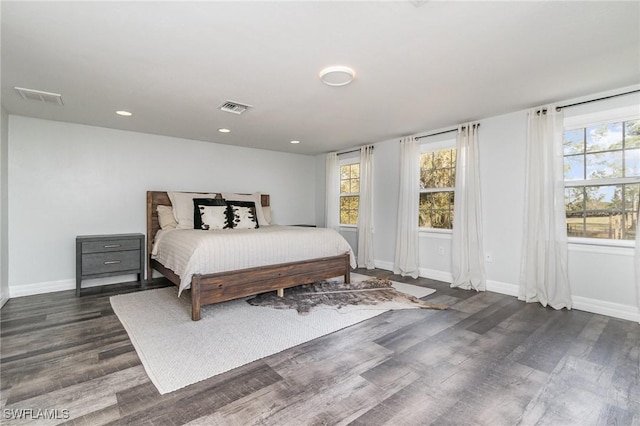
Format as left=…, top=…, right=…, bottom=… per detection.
left=218, top=128, right=231, bottom=133
left=115, top=110, right=133, bottom=117
left=290, top=140, right=301, bottom=144
left=319, top=66, right=355, bottom=87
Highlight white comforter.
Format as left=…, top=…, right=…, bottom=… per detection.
left=152, top=226, right=357, bottom=294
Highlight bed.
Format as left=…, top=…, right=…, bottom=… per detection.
left=146, top=191, right=355, bottom=321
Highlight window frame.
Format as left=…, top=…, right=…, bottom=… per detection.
left=339, top=158, right=360, bottom=227
left=419, top=138, right=457, bottom=233
left=563, top=105, right=640, bottom=245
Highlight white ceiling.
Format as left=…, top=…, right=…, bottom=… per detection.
left=2, top=1, right=639, bottom=155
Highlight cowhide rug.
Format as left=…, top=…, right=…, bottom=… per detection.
left=247, top=277, right=448, bottom=315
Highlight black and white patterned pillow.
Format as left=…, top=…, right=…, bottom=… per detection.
left=193, top=198, right=231, bottom=230
left=227, top=201, right=259, bottom=229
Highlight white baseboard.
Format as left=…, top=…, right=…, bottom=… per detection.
left=9, top=274, right=139, bottom=298
left=373, top=260, right=639, bottom=323
left=373, top=261, right=454, bottom=283
left=419, top=267, right=453, bottom=283
left=374, top=260, right=394, bottom=272
left=572, top=296, right=639, bottom=323
left=0, top=295, right=9, bottom=308
left=10, top=279, right=75, bottom=298
left=486, top=280, right=519, bottom=297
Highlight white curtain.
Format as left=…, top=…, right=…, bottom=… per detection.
left=451, top=124, right=486, bottom=291
left=325, top=152, right=340, bottom=230
left=519, top=107, right=572, bottom=309
left=393, top=136, right=420, bottom=278
left=635, top=219, right=640, bottom=323
left=357, top=145, right=375, bottom=268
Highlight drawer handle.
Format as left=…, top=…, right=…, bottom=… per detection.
left=104, top=260, right=122, bottom=265
left=104, top=244, right=121, bottom=248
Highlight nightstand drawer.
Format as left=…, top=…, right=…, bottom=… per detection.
left=81, top=250, right=141, bottom=275
left=82, top=238, right=141, bottom=254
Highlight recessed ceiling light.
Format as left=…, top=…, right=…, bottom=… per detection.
left=319, top=66, right=355, bottom=87
left=115, top=110, right=133, bottom=117
left=218, top=128, right=231, bottom=133
left=290, top=140, right=301, bottom=144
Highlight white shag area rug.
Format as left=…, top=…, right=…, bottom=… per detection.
left=110, top=273, right=435, bottom=394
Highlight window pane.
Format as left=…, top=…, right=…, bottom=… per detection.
left=584, top=213, right=622, bottom=239
left=625, top=184, right=640, bottom=212
left=339, top=196, right=359, bottom=225
left=420, top=152, right=433, bottom=170
left=437, top=150, right=453, bottom=169
left=420, top=153, right=433, bottom=189
left=565, top=187, right=584, bottom=212
left=564, top=155, right=584, bottom=180
left=353, top=196, right=360, bottom=210
left=433, top=192, right=452, bottom=209
left=419, top=147, right=456, bottom=229
left=564, top=120, right=640, bottom=241
left=626, top=119, right=640, bottom=148
left=625, top=148, right=640, bottom=177
left=585, top=151, right=623, bottom=179
left=442, top=168, right=456, bottom=188
left=431, top=169, right=445, bottom=188
left=586, top=122, right=623, bottom=152
left=350, top=179, right=360, bottom=194
left=420, top=169, right=434, bottom=189
left=419, top=192, right=454, bottom=229
left=420, top=149, right=457, bottom=190
left=340, top=181, right=350, bottom=193
left=563, top=129, right=584, bottom=155
left=350, top=164, right=360, bottom=179
left=566, top=215, right=584, bottom=237
left=623, top=213, right=637, bottom=240
left=340, top=166, right=350, bottom=180
left=431, top=210, right=448, bottom=228
left=419, top=209, right=430, bottom=228
left=585, top=185, right=620, bottom=210
left=340, top=210, right=348, bottom=224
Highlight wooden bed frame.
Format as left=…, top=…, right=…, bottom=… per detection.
left=146, top=191, right=351, bottom=321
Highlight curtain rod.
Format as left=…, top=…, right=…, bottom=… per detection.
left=337, top=146, right=374, bottom=156
left=415, top=123, right=480, bottom=140
left=556, top=89, right=640, bottom=111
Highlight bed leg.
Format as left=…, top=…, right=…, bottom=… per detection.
left=191, top=277, right=201, bottom=321
left=345, top=255, right=351, bottom=284
left=277, top=288, right=284, bottom=297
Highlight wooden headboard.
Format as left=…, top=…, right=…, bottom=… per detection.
left=145, top=191, right=270, bottom=281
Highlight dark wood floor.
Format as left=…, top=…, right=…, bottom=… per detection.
left=1, top=270, right=638, bottom=425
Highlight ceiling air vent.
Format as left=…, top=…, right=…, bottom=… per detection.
left=15, top=87, right=64, bottom=105
left=219, top=100, right=252, bottom=115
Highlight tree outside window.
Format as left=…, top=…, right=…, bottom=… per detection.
left=419, top=147, right=456, bottom=229
left=564, top=118, right=640, bottom=240
left=340, top=163, right=359, bottom=225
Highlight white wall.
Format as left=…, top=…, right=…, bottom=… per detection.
left=317, top=86, right=640, bottom=322
left=314, top=154, right=325, bottom=227
left=0, top=107, right=8, bottom=307
left=8, top=116, right=317, bottom=296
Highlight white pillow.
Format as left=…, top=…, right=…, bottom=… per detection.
left=157, top=205, right=177, bottom=230
left=167, top=192, right=219, bottom=229
left=221, top=192, right=270, bottom=226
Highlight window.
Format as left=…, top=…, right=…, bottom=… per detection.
left=564, top=118, right=640, bottom=240
left=340, top=163, right=360, bottom=225
left=419, top=144, right=456, bottom=229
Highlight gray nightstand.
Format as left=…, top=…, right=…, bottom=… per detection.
left=76, top=233, right=145, bottom=296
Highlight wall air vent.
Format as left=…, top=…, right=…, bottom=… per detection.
left=219, top=100, right=252, bottom=115
left=14, top=87, right=64, bottom=105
